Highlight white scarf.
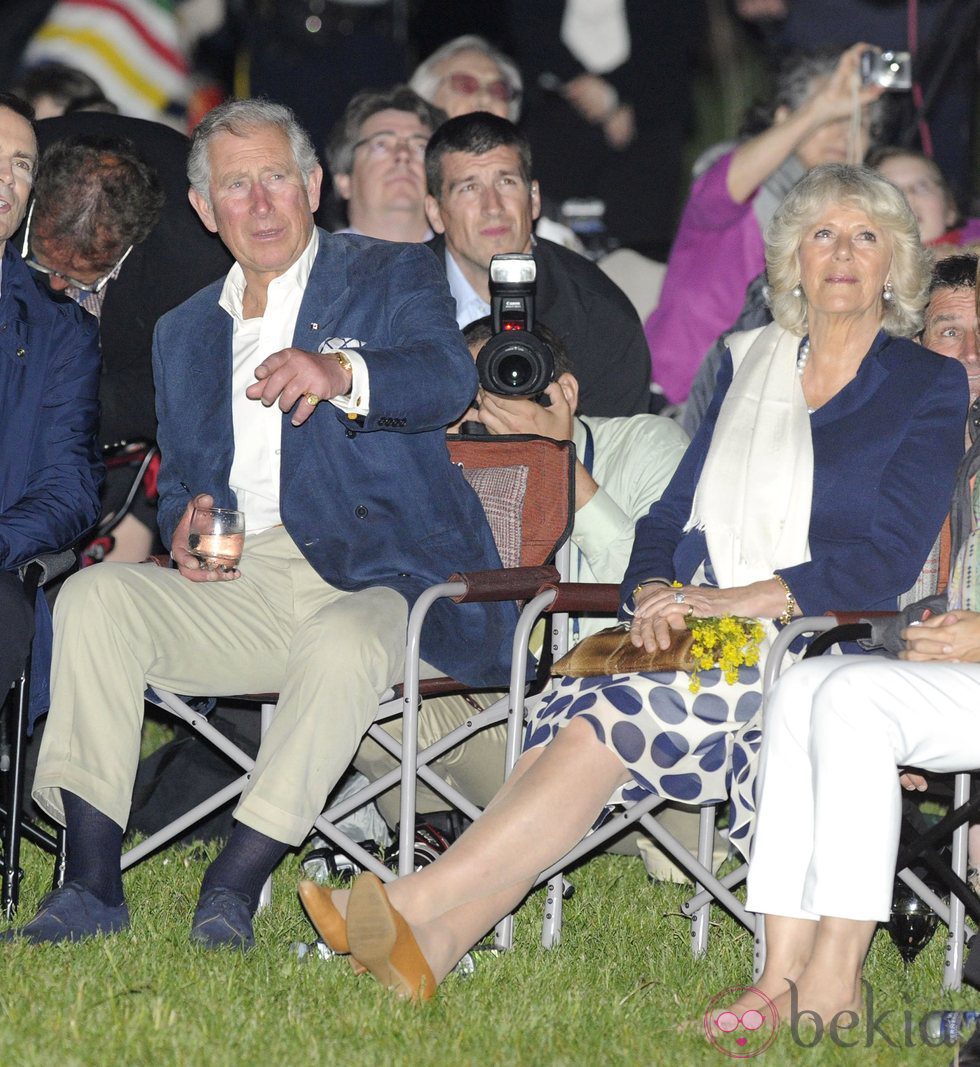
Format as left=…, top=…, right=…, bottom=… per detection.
left=685, top=322, right=813, bottom=592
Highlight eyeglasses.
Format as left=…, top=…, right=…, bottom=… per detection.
left=21, top=201, right=133, bottom=294
left=351, top=131, right=430, bottom=160
left=439, top=71, right=519, bottom=104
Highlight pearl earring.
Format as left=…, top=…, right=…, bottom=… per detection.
left=882, top=282, right=894, bottom=303
left=792, top=284, right=803, bottom=298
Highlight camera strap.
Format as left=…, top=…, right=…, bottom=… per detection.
left=571, top=421, right=596, bottom=646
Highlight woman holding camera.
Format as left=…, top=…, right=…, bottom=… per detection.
left=302, top=165, right=966, bottom=1002
left=646, top=42, right=887, bottom=405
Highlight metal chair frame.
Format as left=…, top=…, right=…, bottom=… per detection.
left=120, top=436, right=577, bottom=908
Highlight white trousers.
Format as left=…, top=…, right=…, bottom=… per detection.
left=34, top=527, right=436, bottom=846
left=746, top=655, right=980, bottom=923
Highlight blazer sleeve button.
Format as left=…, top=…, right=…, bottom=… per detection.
left=355, top=505, right=368, bottom=518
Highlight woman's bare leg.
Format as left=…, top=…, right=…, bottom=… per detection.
left=728, top=914, right=818, bottom=1014
left=770, top=917, right=876, bottom=1022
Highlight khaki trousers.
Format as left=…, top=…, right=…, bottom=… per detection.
left=34, top=527, right=434, bottom=846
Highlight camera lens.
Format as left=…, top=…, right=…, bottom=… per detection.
left=497, top=352, right=535, bottom=390
left=477, top=334, right=555, bottom=398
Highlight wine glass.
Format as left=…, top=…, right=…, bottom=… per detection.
left=187, top=506, right=245, bottom=573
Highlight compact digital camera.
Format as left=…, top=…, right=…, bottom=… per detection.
left=860, top=49, right=912, bottom=91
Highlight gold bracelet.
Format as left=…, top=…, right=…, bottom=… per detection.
left=632, top=577, right=672, bottom=600
left=772, top=573, right=797, bottom=626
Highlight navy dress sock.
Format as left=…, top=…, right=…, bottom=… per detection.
left=62, top=791, right=125, bottom=907
left=199, top=823, right=288, bottom=914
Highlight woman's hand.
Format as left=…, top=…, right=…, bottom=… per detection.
left=802, top=42, right=886, bottom=128
left=899, top=611, right=980, bottom=663
left=900, top=771, right=928, bottom=791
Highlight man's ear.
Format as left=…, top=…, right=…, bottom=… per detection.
left=530, top=179, right=541, bottom=222
left=306, top=164, right=324, bottom=214
left=425, top=193, right=446, bottom=235
left=333, top=172, right=351, bottom=202
left=189, top=187, right=217, bottom=233
left=557, top=371, right=579, bottom=412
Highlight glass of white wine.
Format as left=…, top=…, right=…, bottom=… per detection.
left=187, top=506, right=245, bottom=573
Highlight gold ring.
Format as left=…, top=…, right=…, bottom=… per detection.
left=305, top=392, right=321, bottom=407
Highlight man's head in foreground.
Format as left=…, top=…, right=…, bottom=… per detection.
left=25, top=135, right=163, bottom=296
left=188, top=99, right=323, bottom=287
left=0, top=93, right=37, bottom=257
left=425, top=112, right=540, bottom=299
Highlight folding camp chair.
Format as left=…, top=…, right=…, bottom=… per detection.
left=121, top=435, right=576, bottom=905
left=765, top=613, right=977, bottom=991
left=494, top=579, right=757, bottom=955
left=0, top=551, right=76, bottom=917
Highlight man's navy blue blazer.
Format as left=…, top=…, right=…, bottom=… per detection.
left=152, top=229, right=518, bottom=687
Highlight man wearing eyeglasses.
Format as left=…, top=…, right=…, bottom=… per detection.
left=0, top=93, right=102, bottom=712
left=325, top=87, right=445, bottom=244
left=22, top=115, right=233, bottom=561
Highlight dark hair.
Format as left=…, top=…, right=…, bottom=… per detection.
left=929, top=253, right=978, bottom=295
left=425, top=111, right=532, bottom=199
left=32, top=136, right=165, bottom=266
left=326, top=86, right=446, bottom=176
left=12, top=63, right=113, bottom=116
left=0, top=91, right=35, bottom=126
left=463, top=315, right=572, bottom=377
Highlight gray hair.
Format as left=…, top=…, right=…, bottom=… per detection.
left=326, top=86, right=446, bottom=177
left=742, top=48, right=887, bottom=144
left=187, top=98, right=319, bottom=205
left=765, top=163, right=930, bottom=338
left=409, top=34, right=523, bottom=123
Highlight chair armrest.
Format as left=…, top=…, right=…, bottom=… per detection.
left=824, top=610, right=897, bottom=626
left=539, top=582, right=621, bottom=615
left=17, top=549, right=77, bottom=590
left=447, top=565, right=559, bottom=603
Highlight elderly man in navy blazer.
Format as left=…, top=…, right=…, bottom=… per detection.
left=19, top=99, right=513, bottom=950
left=0, top=93, right=102, bottom=710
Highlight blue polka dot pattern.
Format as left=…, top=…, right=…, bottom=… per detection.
left=526, top=657, right=772, bottom=860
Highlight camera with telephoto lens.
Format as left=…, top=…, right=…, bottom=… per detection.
left=860, top=49, right=912, bottom=91
left=476, top=253, right=555, bottom=403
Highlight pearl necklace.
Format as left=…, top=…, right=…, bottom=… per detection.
left=797, top=338, right=815, bottom=414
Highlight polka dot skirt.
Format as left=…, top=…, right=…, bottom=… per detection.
left=525, top=664, right=765, bottom=857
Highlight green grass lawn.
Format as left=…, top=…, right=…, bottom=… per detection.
left=0, top=840, right=976, bottom=1067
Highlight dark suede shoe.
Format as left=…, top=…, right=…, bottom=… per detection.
left=189, top=888, right=254, bottom=950
left=0, top=882, right=129, bottom=943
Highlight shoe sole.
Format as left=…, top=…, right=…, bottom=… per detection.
left=296, top=881, right=367, bottom=976
left=346, top=873, right=436, bottom=1002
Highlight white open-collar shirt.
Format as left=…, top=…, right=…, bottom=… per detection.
left=219, top=230, right=368, bottom=535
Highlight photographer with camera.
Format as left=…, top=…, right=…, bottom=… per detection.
left=423, top=111, right=652, bottom=418
left=352, top=265, right=691, bottom=877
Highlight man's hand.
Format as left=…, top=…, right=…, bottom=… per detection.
left=899, top=611, right=980, bottom=663
left=476, top=381, right=575, bottom=442
left=170, top=493, right=240, bottom=582
left=245, top=347, right=352, bottom=426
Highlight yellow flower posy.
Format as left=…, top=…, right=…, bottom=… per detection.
left=686, top=615, right=765, bottom=694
